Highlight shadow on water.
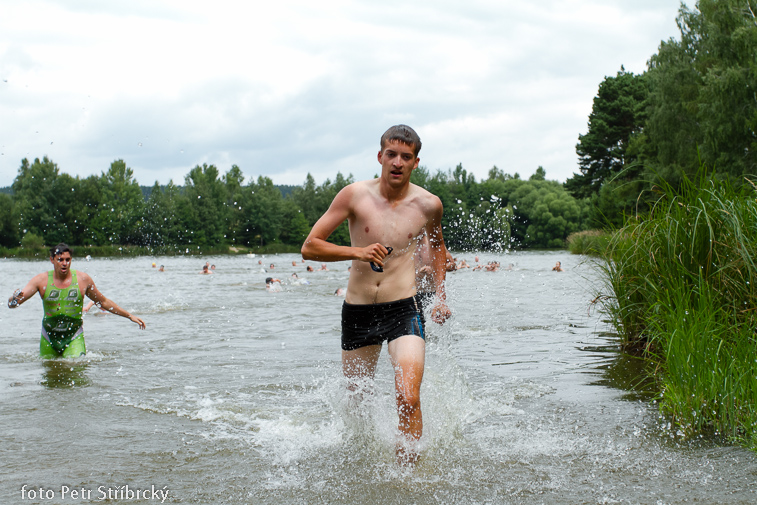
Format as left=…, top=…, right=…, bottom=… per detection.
left=580, top=331, right=658, bottom=402
left=40, top=360, right=92, bottom=389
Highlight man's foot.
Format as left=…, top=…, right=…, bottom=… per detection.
left=395, top=440, right=420, bottom=466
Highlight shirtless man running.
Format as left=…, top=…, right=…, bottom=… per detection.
left=301, top=125, right=451, bottom=463
left=7, top=243, right=146, bottom=358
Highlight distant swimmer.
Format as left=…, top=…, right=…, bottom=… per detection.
left=210, top=264, right=216, bottom=271
left=291, top=273, right=310, bottom=285
left=7, top=243, right=146, bottom=358
left=302, top=124, right=450, bottom=465
left=552, top=261, right=564, bottom=272
left=265, top=277, right=282, bottom=292
left=457, top=259, right=470, bottom=269
left=334, top=288, right=346, bottom=296
left=158, top=265, right=165, bottom=272
left=269, top=263, right=275, bottom=270
left=306, top=265, right=314, bottom=272
left=319, top=263, right=329, bottom=271
left=152, top=262, right=156, bottom=268
left=201, top=265, right=213, bottom=274
left=83, top=300, right=108, bottom=315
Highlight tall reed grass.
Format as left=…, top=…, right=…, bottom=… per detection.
left=599, top=172, right=757, bottom=447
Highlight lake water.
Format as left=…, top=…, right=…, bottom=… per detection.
left=2, top=251, right=756, bottom=505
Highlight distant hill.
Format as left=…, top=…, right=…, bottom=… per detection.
left=276, top=185, right=298, bottom=198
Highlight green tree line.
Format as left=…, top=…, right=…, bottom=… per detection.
left=0, top=156, right=590, bottom=253
left=578, top=1, right=757, bottom=448
left=566, top=0, right=757, bottom=227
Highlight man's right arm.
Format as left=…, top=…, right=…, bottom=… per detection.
left=425, top=197, right=452, bottom=324
left=7, top=274, right=45, bottom=309
left=301, top=185, right=390, bottom=266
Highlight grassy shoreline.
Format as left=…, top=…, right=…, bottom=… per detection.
left=598, top=172, right=757, bottom=449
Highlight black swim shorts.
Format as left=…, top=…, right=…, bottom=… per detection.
left=341, top=295, right=425, bottom=351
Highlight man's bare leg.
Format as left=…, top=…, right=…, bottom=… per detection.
left=388, top=335, right=426, bottom=464
left=342, top=345, right=382, bottom=402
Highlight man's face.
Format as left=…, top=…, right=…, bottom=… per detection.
left=50, top=252, right=72, bottom=276
left=378, top=140, right=419, bottom=187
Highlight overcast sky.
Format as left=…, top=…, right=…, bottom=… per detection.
left=0, top=0, right=686, bottom=188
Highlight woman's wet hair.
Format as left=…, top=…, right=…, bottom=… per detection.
left=380, top=125, right=422, bottom=156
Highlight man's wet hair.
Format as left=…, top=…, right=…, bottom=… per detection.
left=380, top=125, right=422, bottom=156
left=50, top=243, right=72, bottom=257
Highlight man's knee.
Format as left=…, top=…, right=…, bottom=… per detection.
left=396, top=388, right=421, bottom=414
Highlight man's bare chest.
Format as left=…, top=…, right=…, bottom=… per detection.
left=350, top=204, right=427, bottom=250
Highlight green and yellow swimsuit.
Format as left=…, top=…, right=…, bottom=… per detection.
left=40, top=270, right=86, bottom=358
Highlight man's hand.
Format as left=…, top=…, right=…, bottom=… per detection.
left=358, top=243, right=391, bottom=269
left=129, top=315, right=146, bottom=330
left=8, top=289, right=23, bottom=309
left=431, top=301, right=451, bottom=324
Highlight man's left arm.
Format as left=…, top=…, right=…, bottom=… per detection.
left=425, top=198, right=451, bottom=324
left=81, top=274, right=146, bottom=329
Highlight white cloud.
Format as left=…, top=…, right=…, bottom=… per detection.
left=0, top=0, right=683, bottom=188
